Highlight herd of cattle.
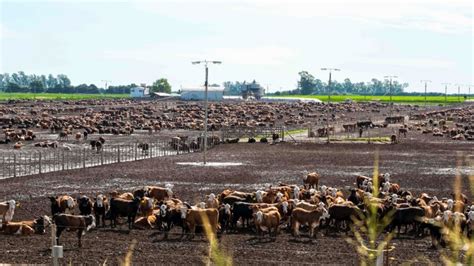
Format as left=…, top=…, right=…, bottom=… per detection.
left=1, top=172, right=473, bottom=249
left=0, top=99, right=413, bottom=148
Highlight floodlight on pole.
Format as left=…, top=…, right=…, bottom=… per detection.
left=384, top=75, right=398, bottom=117
left=101, top=80, right=112, bottom=90
left=320, top=68, right=340, bottom=144
left=192, top=60, right=222, bottom=165
left=441, top=83, right=450, bottom=106
left=455, top=84, right=462, bottom=102
left=420, top=80, right=431, bottom=106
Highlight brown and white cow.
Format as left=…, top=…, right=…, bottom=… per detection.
left=180, top=206, right=219, bottom=239
left=53, top=214, right=95, bottom=247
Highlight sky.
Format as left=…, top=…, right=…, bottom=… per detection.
left=0, top=0, right=472, bottom=93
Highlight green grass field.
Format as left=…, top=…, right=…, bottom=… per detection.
left=0, top=93, right=130, bottom=100
left=269, top=94, right=468, bottom=104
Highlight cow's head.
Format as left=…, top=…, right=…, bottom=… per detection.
left=281, top=201, right=288, bottom=214
left=224, top=204, right=231, bottom=215
left=293, top=187, right=300, bottom=200
left=95, top=195, right=104, bottom=208
left=447, top=199, right=454, bottom=210
left=160, top=204, right=167, bottom=217
left=255, top=190, right=264, bottom=203
left=180, top=206, right=188, bottom=219
left=255, top=211, right=263, bottom=224
left=198, top=202, right=206, bottom=209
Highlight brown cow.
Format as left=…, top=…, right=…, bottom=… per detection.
left=147, top=186, right=173, bottom=201
left=291, top=207, right=328, bottom=238
left=180, top=206, right=219, bottom=239
left=109, top=191, right=134, bottom=200
left=253, top=210, right=280, bottom=237
left=303, top=172, right=320, bottom=189
left=1, top=222, right=35, bottom=235
left=49, top=196, right=75, bottom=215
left=53, top=214, right=95, bottom=247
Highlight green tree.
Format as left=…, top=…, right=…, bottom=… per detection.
left=151, top=78, right=171, bottom=93
left=298, top=71, right=315, bottom=95
left=30, top=79, right=44, bottom=93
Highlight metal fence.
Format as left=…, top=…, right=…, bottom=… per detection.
left=221, top=126, right=285, bottom=140
left=0, top=137, right=213, bottom=179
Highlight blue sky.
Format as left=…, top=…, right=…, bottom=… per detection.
left=0, top=0, right=472, bottom=93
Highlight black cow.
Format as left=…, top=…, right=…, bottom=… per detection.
left=347, top=189, right=361, bottom=206
left=108, top=197, right=140, bottom=229
left=78, top=196, right=93, bottom=216
left=93, top=195, right=108, bottom=227
left=387, top=207, right=425, bottom=236
left=231, top=202, right=254, bottom=228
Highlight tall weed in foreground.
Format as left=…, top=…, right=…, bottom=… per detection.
left=200, top=212, right=233, bottom=266
left=118, top=239, right=137, bottom=266
left=347, top=151, right=394, bottom=265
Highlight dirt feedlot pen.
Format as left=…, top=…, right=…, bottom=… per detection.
left=0, top=138, right=213, bottom=179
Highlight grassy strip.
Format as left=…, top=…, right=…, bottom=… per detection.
left=268, top=94, right=468, bottom=103
left=0, top=93, right=130, bottom=100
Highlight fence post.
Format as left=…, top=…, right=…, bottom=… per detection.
left=13, top=153, right=17, bottom=178
left=117, top=146, right=121, bottom=163
left=39, top=152, right=42, bottom=174
left=134, top=143, right=138, bottom=161
left=100, top=149, right=104, bottom=165
left=83, top=148, right=86, bottom=168
left=61, top=150, right=65, bottom=171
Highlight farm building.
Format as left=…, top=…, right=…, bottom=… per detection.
left=180, top=87, right=224, bottom=101
left=130, top=86, right=150, bottom=98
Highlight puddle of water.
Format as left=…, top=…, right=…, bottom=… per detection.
left=176, top=162, right=244, bottom=167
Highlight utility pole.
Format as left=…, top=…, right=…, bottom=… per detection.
left=456, top=84, right=462, bottom=102
left=101, top=80, right=112, bottom=91
left=321, top=68, right=340, bottom=103
left=420, top=80, right=431, bottom=106
left=442, top=83, right=450, bottom=106
left=192, top=60, right=222, bottom=165
left=384, top=75, right=398, bottom=117
left=321, top=68, right=340, bottom=144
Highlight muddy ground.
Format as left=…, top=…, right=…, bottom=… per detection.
left=0, top=135, right=473, bottom=265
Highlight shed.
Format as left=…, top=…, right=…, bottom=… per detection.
left=130, top=87, right=149, bottom=98
left=180, top=87, right=224, bottom=101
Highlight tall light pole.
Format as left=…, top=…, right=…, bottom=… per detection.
left=384, top=75, right=398, bottom=117
left=442, top=83, right=450, bottom=106
left=321, top=68, right=340, bottom=103
left=101, top=80, right=112, bottom=91
left=321, top=68, right=340, bottom=144
left=192, top=60, right=222, bottom=165
left=420, top=80, right=431, bottom=106
left=456, top=84, right=462, bottom=102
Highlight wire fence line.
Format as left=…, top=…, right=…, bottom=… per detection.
left=0, top=137, right=216, bottom=180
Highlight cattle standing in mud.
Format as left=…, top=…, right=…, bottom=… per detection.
left=53, top=214, right=95, bottom=247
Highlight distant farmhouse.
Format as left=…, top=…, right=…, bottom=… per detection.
left=130, top=85, right=150, bottom=98
left=180, top=86, right=224, bottom=101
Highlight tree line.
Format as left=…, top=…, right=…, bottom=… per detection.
left=276, top=71, right=409, bottom=95
left=0, top=71, right=172, bottom=94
